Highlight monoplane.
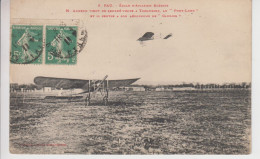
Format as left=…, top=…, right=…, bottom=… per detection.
left=137, top=32, right=172, bottom=44
left=34, top=75, right=140, bottom=105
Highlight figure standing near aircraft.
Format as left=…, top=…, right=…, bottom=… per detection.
left=17, top=28, right=38, bottom=60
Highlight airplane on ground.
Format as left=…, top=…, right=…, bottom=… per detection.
left=34, top=75, right=140, bottom=105
left=137, top=32, right=172, bottom=44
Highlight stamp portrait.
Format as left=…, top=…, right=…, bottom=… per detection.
left=10, top=25, right=43, bottom=64
left=45, top=26, right=78, bottom=65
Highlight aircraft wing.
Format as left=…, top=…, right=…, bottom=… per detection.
left=107, top=78, right=140, bottom=88
left=34, top=76, right=140, bottom=89
left=34, top=76, right=89, bottom=89
left=142, top=32, right=154, bottom=38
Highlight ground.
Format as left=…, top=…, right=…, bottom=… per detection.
left=9, top=90, right=251, bottom=154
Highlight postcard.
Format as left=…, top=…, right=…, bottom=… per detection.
left=9, top=0, right=251, bottom=154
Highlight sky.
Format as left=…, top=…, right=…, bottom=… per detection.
left=9, top=0, right=251, bottom=84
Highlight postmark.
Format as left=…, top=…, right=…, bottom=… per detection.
left=58, top=21, right=88, bottom=57
left=77, top=26, right=88, bottom=53
left=10, top=25, right=43, bottom=64
left=45, top=26, right=78, bottom=65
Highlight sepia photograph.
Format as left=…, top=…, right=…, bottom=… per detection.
left=2, top=0, right=255, bottom=156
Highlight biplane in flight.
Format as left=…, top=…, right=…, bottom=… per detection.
left=34, top=75, right=140, bottom=105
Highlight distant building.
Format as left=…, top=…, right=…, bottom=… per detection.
left=43, top=87, right=52, bottom=92
left=155, top=87, right=164, bottom=91
left=132, top=87, right=145, bottom=91
left=125, top=86, right=145, bottom=91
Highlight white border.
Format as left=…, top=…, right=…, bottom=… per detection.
left=1, top=0, right=260, bottom=159
left=251, top=0, right=260, bottom=158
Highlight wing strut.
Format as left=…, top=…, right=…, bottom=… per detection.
left=93, top=75, right=108, bottom=93
left=85, top=80, right=91, bottom=105
left=85, top=75, right=109, bottom=106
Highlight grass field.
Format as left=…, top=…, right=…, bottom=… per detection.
left=9, top=90, right=251, bottom=154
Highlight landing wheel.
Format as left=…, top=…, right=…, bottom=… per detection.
left=103, top=96, right=108, bottom=106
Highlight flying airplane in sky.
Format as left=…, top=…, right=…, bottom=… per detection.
left=34, top=75, right=140, bottom=105
left=137, top=32, right=155, bottom=41
left=137, top=32, right=172, bottom=44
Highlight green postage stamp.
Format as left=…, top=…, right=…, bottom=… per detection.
left=10, top=25, right=78, bottom=65
left=10, top=25, right=43, bottom=64
left=45, top=26, right=78, bottom=65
